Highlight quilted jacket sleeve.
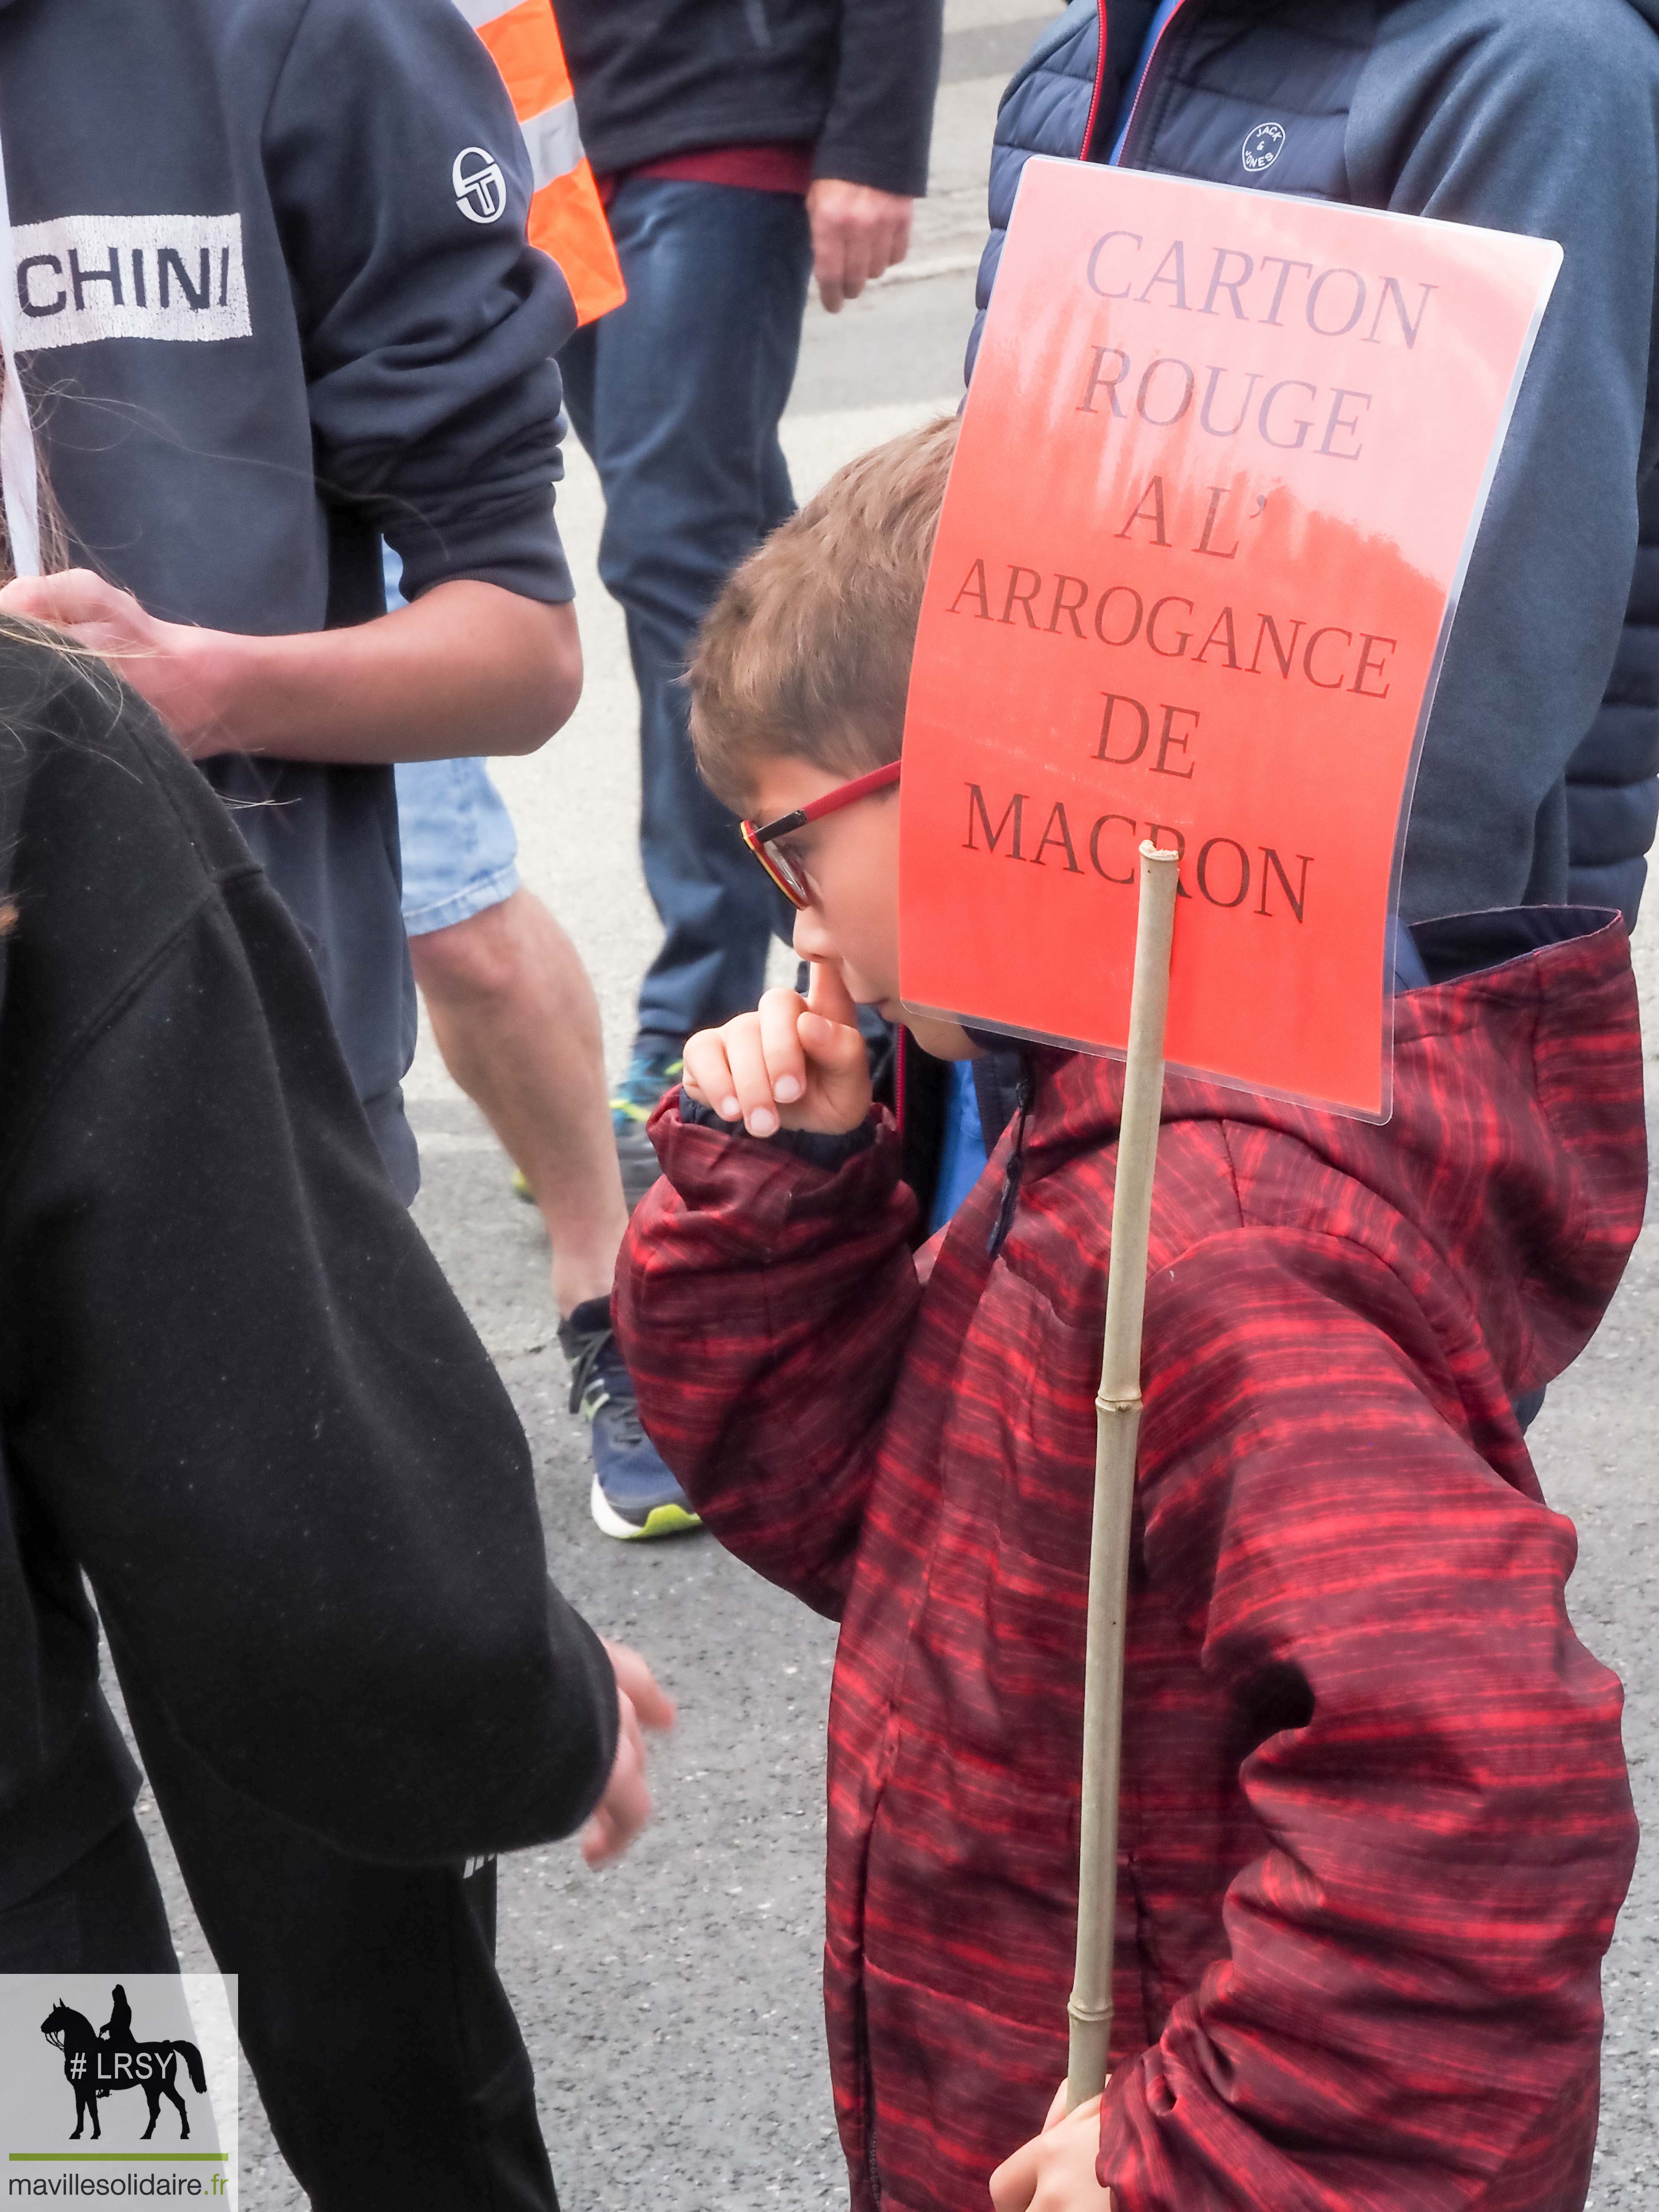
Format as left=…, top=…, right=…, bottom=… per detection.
left=1098, top=1228, right=1636, bottom=2209
left=613, top=1096, right=922, bottom=1618
left=1350, top=3, right=1659, bottom=920
left=1565, top=464, right=1659, bottom=932
left=967, top=0, right=1101, bottom=382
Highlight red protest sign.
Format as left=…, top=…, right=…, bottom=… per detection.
left=897, top=160, right=1560, bottom=1117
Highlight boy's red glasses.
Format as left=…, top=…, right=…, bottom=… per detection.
left=740, top=759, right=901, bottom=909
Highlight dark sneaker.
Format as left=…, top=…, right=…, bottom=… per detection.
left=609, top=1046, right=682, bottom=1211
left=558, top=1296, right=701, bottom=1541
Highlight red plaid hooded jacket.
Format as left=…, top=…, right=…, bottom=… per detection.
left=614, top=911, right=1647, bottom=2212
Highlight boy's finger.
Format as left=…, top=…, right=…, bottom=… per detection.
left=796, top=1006, right=872, bottom=1132
left=682, top=1031, right=739, bottom=1121
left=723, top=1017, right=783, bottom=1138
left=987, top=2136, right=1039, bottom=2212
left=797, top=1009, right=868, bottom=1073
left=804, top=958, right=863, bottom=1032
left=758, top=987, right=809, bottom=1103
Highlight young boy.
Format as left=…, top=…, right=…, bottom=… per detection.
left=613, top=419, right=1648, bottom=2212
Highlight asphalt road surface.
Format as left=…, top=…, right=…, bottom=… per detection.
left=131, top=8, right=1658, bottom=2203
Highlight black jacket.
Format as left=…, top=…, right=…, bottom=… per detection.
left=0, top=634, right=616, bottom=1908
left=0, top=0, right=583, bottom=1200
left=972, top=0, right=1659, bottom=929
left=553, top=0, right=942, bottom=196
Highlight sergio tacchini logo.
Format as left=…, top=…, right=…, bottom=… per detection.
left=453, top=145, right=507, bottom=223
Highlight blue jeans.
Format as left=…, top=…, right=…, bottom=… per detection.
left=396, top=755, right=521, bottom=936
left=560, top=177, right=808, bottom=1055
left=381, top=546, right=523, bottom=939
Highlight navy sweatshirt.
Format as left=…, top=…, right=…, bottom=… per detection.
left=0, top=633, right=617, bottom=1902
left=0, top=0, right=579, bottom=1198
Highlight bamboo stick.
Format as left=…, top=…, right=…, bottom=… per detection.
left=1066, top=842, right=1182, bottom=2115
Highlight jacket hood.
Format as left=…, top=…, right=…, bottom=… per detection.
left=1021, top=909, right=1648, bottom=1399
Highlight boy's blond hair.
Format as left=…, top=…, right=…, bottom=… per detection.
left=687, top=414, right=958, bottom=812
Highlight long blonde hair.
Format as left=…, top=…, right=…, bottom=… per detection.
left=0, top=361, right=64, bottom=585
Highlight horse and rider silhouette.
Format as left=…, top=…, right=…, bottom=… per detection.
left=40, top=1985, right=206, bottom=2142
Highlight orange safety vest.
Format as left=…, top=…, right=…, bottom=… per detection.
left=457, top=0, right=625, bottom=326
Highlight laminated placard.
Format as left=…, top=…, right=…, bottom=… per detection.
left=898, top=158, right=1560, bottom=1117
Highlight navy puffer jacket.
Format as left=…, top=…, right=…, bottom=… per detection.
left=1566, top=471, right=1659, bottom=925
left=970, top=0, right=1659, bottom=930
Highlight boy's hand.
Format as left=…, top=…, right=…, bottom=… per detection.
left=681, top=961, right=871, bottom=1138
left=580, top=1641, right=676, bottom=1870
left=988, top=2087, right=1113, bottom=2212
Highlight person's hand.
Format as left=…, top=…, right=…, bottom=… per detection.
left=681, top=961, right=871, bottom=1138
left=0, top=569, right=222, bottom=754
left=989, top=2086, right=1114, bottom=2212
left=2, top=570, right=581, bottom=766
left=806, top=179, right=913, bottom=312
left=581, top=1641, right=676, bottom=1869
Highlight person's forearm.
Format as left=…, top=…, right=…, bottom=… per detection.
left=180, top=580, right=582, bottom=763
left=0, top=572, right=583, bottom=763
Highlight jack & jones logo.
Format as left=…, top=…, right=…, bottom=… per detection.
left=1242, top=120, right=1286, bottom=174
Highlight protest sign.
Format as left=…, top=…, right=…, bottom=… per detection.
left=899, top=158, right=1560, bottom=1117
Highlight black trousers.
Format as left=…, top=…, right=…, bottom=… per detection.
left=32, top=1676, right=561, bottom=2212
left=0, top=1813, right=178, bottom=1974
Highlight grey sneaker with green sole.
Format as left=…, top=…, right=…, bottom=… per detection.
left=608, top=1047, right=682, bottom=1211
